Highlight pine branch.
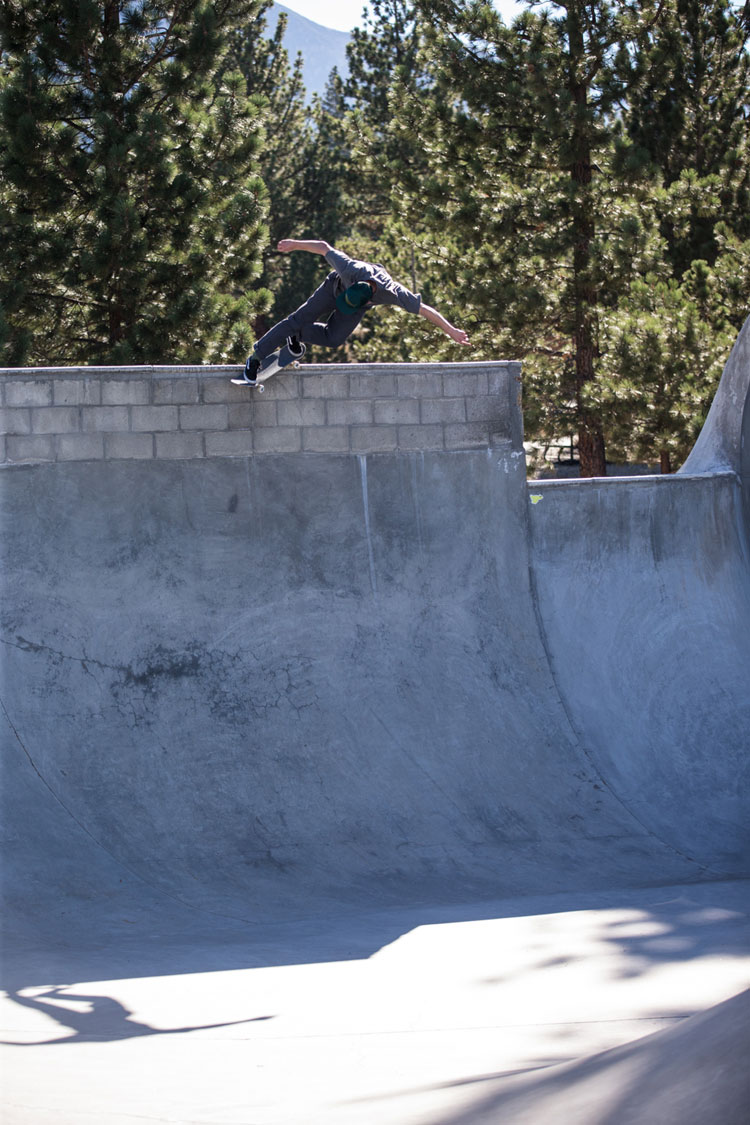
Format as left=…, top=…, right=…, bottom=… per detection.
left=123, top=0, right=194, bottom=95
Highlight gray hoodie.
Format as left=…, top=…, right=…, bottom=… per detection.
left=325, top=248, right=422, bottom=315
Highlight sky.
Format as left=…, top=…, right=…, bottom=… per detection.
left=279, top=0, right=525, bottom=34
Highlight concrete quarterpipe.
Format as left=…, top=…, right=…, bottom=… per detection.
left=1, top=323, right=749, bottom=1123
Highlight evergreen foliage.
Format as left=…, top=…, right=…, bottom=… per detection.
left=336, top=0, right=444, bottom=361
left=340, top=0, right=749, bottom=473
left=1, top=0, right=746, bottom=474
left=343, top=0, right=423, bottom=231
left=615, top=0, right=750, bottom=280
left=595, top=0, right=750, bottom=468
left=227, top=10, right=347, bottom=336
left=393, top=0, right=676, bottom=474
left=0, top=0, right=271, bottom=365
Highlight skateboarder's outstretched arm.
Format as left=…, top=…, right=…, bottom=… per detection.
left=419, top=303, right=471, bottom=346
left=277, top=239, right=331, bottom=256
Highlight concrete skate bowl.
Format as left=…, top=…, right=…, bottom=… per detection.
left=1, top=325, right=749, bottom=1123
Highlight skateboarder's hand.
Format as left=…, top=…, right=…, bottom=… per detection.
left=450, top=327, right=471, bottom=346
left=277, top=239, right=332, bottom=256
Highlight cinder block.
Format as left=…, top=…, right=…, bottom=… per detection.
left=54, top=379, right=101, bottom=406
left=205, top=431, right=254, bottom=458
left=255, top=372, right=300, bottom=400
left=154, top=377, right=200, bottom=405
left=105, top=433, right=154, bottom=460
left=155, top=432, right=204, bottom=459
left=0, top=408, right=31, bottom=435
left=302, top=371, right=349, bottom=398
left=81, top=406, right=129, bottom=432
left=488, top=366, right=515, bottom=394
left=32, top=406, right=80, bottom=434
left=349, top=373, right=396, bottom=398
left=7, top=434, right=56, bottom=462
left=350, top=426, right=398, bottom=453
left=420, top=398, right=466, bottom=424
left=131, top=405, right=179, bottom=432
left=397, top=424, right=445, bottom=451
left=5, top=380, right=53, bottom=407
left=251, top=401, right=277, bottom=427
left=57, top=433, right=105, bottom=461
left=102, top=379, right=150, bottom=405
left=227, top=403, right=254, bottom=430
left=179, top=404, right=228, bottom=431
left=396, top=372, right=443, bottom=397
left=445, top=423, right=491, bottom=449
left=204, top=377, right=248, bottom=403
left=253, top=427, right=302, bottom=453
left=0, top=436, right=5, bottom=462
left=373, top=399, right=420, bottom=425
left=277, top=399, right=326, bottom=427
left=326, top=400, right=373, bottom=426
left=466, top=396, right=506, bottom=423
left=490, top=366, right=512, bottom=393
left=443, top=372, right=488, bottom=397
left=302, top=426, right=349, bottom=452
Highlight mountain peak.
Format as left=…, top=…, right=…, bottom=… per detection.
left=270, top=3, right=350, bottom=99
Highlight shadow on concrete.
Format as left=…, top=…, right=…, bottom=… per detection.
left=2, top=880, right=748, bottom=1048
left=423, top=990, right=750, bottom=1125
left=0, top=984, right=273, bottom=1045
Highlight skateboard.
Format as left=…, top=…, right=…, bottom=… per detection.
left=231, top=342, right=306, bottom=392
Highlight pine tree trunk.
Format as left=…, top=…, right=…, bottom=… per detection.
left=569, top=2, right=606, bottom=478
left=108, top=294, right=124, bottom=348
left=660, top=449, right=672, bottom=474
left=574, top=313, right=606, bottom=477
left=579, top=427, right=607, bottom=477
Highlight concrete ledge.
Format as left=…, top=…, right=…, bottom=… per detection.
left=0, top=362, right=522, bottom=464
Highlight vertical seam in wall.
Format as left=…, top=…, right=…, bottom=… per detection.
left=358, top=455, right=378, bottom=600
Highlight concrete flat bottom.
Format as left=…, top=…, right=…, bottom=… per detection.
left=2, top=880, right=749, bottom=1125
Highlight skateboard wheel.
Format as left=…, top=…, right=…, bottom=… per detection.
left=292, top=361, right=300, bottom=368
left=257, top=384, right=265, bottom=393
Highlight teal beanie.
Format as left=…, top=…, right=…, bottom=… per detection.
left=335, top=281, right=374, bottom=315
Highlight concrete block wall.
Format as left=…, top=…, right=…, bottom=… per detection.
left=0, top=362, right=522, bottom=465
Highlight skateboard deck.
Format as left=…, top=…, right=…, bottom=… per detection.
left=231, top=342, right=305, bottom=391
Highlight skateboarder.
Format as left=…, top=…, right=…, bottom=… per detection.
left=237, top=239, right=471, bottom=384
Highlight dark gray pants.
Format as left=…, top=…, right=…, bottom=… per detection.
left=255, top=272, right=366, bottom=359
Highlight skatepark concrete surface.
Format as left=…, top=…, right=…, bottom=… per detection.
left=2, top=320, right=749, bottom=1123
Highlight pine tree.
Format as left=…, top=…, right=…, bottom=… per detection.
left=328, top=0, right=450, bottom=362
left=0, top=0, right=271, bottom=365
left=229, top=7, right=310, bottom=335
left=398, top=0, right=672, bottom=475
left=615, top=0, right=750, bottom=282
left=591, top=270, right=738, bottom=472
left=334, top=0, right=748, bottom=469
left=343, top=0, right=425, bottom=239
left=227, top=12, right=355, bottom=349
left=284, top=70, right=353, bottom=330
left=591, top=0, right=750, bottom=469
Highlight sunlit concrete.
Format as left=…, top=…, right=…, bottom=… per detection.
left=2, top=882, right=749, bottom=1124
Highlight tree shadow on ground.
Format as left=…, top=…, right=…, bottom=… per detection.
left=422, top=990, right=750, bottom=1125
